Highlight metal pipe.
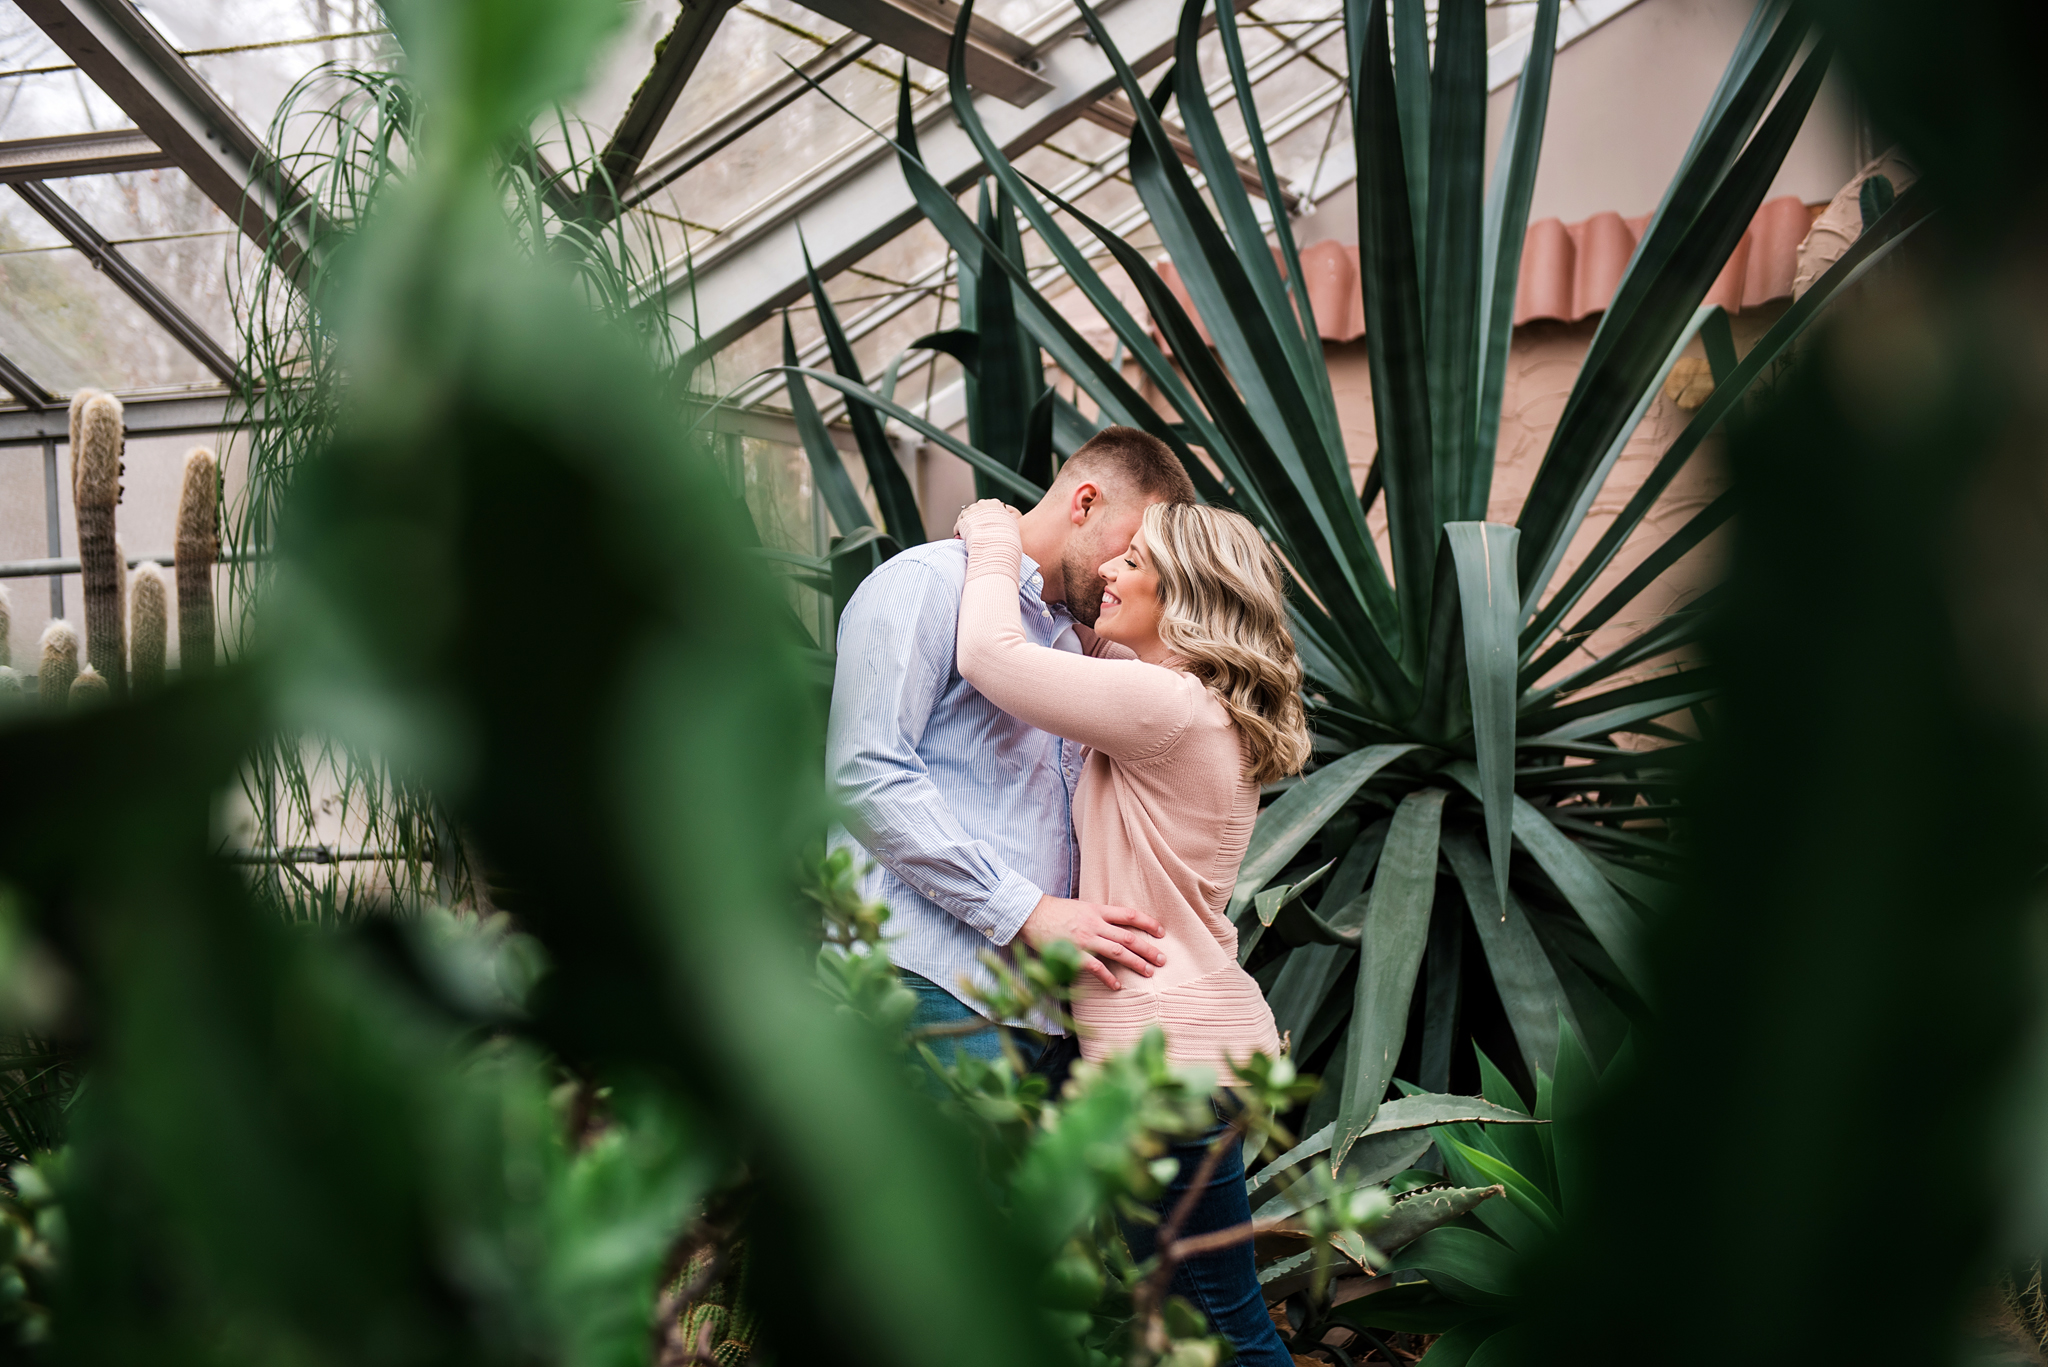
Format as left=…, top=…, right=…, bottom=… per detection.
left=0, top=546, right=257, bottom=580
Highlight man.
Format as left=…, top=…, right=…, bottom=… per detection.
left=827, top=426, right=1200, bottom=1061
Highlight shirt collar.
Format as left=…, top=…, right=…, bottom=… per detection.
left=1017, top=551, right=1067, bottom=618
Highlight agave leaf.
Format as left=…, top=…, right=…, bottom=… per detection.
left=933, top=0, right=1225, bottom=457
left=1576, top=0, right=1803, bottom=389
left=1210, top=0, right=1344, bottom=441
left=801, top=238, right=926, bottom=545
left=1172, top=0, right=1327, bottom=434
left=1029, top=172, right=1410, bottom=704
left=1388, top=1225, right=1517, bottom=1305
left=1230, top=743, right=1421, bottom=918
left=1265, top=941, right=1357, bottom=1050
left=1247, top=1091, right=1541, bottom=1197
left=971, top=181, right=1046, bottom=494
left=782, top=313, right=872, bottom=538
left=1520, top=489, right=1733, bottom=689
left=1516, top=38, right=1831, bottom=591
left=1519, top=305, right=1722, bottom=616
left=1443, top=827, right=1576, bottom=1083
left=1353, top=0, right=1437, bottom=659
left=1335, top=788, right=1447, bottom=1166
left=1473, top=0, right=1560, bottom=498
left=1392, top=0, right=1431, bottom=268
left=907, top=328, right=979, bottom=373
left=1375, top=1185, right=1505, bottom=1257
left=1447, top=763, right=1649, bottom=995
left=1102, top=2, right=1388, bottom=627
left=782, top=367, right=1041, bottom=501
left=1423, top=0, right=1486, bottom=528
left=1446, top=522, right=1520, bottom=915
left=1520, top=184, right=1933, bottom=655
left=1443, top=1137, right=1561, bottom=1240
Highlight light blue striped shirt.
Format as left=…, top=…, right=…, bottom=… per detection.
left=827, top=538, right=1082, bottom=1021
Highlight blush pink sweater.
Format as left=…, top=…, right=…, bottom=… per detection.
left=955, top=505, right=1281, bottom=1078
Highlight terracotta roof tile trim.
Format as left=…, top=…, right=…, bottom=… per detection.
left=1154, top=194, right=1820, bottom=344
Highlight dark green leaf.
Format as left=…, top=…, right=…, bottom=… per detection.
left=1335, top=788, right=1447, bottom=1166
left=1446, top=521, right=1520, bottom=914
left=1231, top=743, right=1421, bottom=917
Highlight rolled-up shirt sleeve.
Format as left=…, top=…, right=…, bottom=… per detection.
left=827, top=557, right=1042, bottom=946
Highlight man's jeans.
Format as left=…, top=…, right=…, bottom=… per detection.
left=902, top=970, right=1043, bottom=1067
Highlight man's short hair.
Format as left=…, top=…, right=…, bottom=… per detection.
left=1060, top=425, right=1198, bottom=504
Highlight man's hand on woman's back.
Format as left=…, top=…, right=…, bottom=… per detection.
left=1020, top=894, right=1166, bottom=992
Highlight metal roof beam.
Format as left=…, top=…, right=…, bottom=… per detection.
left=14, top=0, right=318, bottom=283
left=798, top=0, right=1053, bottom=107
left=13, top=179, right=240, bottom=384
left=669, top=0, right=1235, bottom=361
left=0, top=128, right=173, bottom=182
left=0, top=389, right=240, bottom=447
left=623, top=33, right=879, bottom=211
left=586, top=0, right=740, bottom=218
left=0, top=352, right=57, bottom=410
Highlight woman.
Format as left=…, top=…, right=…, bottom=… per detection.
left=953, top=496, right=1312, bottom=1367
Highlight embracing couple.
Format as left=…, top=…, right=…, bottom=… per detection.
left=827, top=426, right=1310, bottom=1365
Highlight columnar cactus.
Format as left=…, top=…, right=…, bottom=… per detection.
left=175, top=447, right=218, bottom=674
left=66, top=388, right=100, bottom=504
left=0, top=668, right=18, bottom=698
left=74, top=393, right=126, bottom=696
left=37, top=621, right=76, bottom=710
left=130, top=562, right=167, bottom=692
left=69, top=665, right=107, bottom=707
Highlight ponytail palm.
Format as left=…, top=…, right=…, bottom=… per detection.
left=790, top=0, right=1929, bottom=1167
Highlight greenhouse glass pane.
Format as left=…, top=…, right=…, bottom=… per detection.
left=139, top=0, right=398, bottom=141
left=0, top=5, right=128, bottom=141
left=639, top=52, right=932, bottom=239
left=0, top=245, right=217, bottom=395
left=36, top=170, right=240, bottom=356
left=563, top=0, right=684, bottom=145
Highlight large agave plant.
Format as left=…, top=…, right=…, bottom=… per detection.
left=785, top=0, right=1928, bottom=1166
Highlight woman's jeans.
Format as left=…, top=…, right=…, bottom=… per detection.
left=1123, top=1114, right=1293, bottom=1367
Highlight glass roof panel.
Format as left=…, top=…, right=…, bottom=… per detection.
left=51, top=166, right=241, bottom=350
left=137, top=0, right=398, bottom=141
left=637, top=48, right=935, bottom=240
left=0, top=244, right=217, bottom=394
left=564, top=0, right=684, bottom=145
left=0, top=4, right=128, bottom=141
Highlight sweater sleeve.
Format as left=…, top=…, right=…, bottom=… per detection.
left=954, top=503, right=1196, bottom=763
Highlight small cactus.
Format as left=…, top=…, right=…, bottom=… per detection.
left=175, top=447, right=218, bottom=675
left=0, top=582, right=11, bottom=669
left=74, top=393, right=125, bottom=697
left=0, top=667, right=19, bottom=699
left=37, top=621, right=76, bottom=710
left=130, top=562, right=167, bottom=692
left=69, top=665, right=107, bottom=708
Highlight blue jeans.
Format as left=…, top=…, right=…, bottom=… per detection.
left=1123, top=1114, right=1294, bottom=1367
left=902, top=971, right=1045, bottom=1068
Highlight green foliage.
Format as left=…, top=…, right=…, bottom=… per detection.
left=799, top=0, right=1935, bottom=1149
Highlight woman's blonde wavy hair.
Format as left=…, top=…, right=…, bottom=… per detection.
left=1141, top=502, right=1313, bottom=784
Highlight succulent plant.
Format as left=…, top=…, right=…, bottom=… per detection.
left=69, top=666, right=107, bottom=708
left=129, top=562, right=167, bottom=692
left=72, top=394, right=125, bottom=697
left=36, top=622, right=75, bottom=711
left=0, top=582, right=11, bottom=670
left=175, top=448, right=218, bottom=675
left=0, top=669, right=19, bottom=699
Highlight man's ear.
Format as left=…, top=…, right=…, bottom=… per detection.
left=1068, top=479, right=1103, bottom=526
